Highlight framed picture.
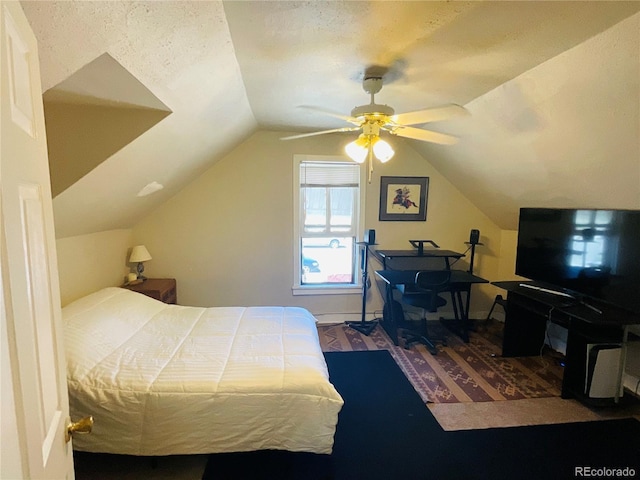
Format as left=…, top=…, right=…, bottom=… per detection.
left=379, top=176, right=429, bottom=221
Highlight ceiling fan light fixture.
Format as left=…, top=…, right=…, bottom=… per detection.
left=372, top=138, right=394, bottom=163
left=345, top=134, right=369, bottom=163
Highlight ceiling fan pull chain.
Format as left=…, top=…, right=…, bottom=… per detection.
left=368, top=146, right=374, bottom=184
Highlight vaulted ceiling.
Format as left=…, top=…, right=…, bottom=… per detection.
left=20, top=1, right=640, bottom=237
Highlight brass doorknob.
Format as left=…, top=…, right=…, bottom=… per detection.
left=65, top=416, right=93, bottom=443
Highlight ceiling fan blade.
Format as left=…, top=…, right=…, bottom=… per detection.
left=280, top=127, right=360, bottom=141
left=389, top=125, right=459, bottom=145
left=391, top=104, right=469, bottom=126
left=298, top=105, right=360, bottom=125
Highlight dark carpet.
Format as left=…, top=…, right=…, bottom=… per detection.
left=202, top=350, right=640, bottom=480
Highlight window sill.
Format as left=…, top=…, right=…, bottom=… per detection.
left=292, top=284, right=362, bottom=296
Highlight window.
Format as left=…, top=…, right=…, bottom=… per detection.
left=293, top=155, right=365, bottom=295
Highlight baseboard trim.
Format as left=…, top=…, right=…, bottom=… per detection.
left=313, top=310, right=492, bottom=326
left=314, top=313, right=378, bottom=325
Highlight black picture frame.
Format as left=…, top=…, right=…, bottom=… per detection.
left=379, top=176, right=429, bottom=221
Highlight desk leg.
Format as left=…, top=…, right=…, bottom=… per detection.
left=460, top=289, right=471, bottom=343
left=450, top=291, right=461, bottom=325
left=381, top=284, right=400, bottom=346
left=440, top=287, right=470, bottom=343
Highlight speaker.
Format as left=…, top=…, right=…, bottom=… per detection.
left=469, top=229, right=480, bottom=245
left=364, top=229, right=376, bottom=245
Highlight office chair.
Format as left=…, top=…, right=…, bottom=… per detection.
left=397, top=270, right=451, bottom=354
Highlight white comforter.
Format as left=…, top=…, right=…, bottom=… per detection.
left=63, top=287, right=343, bottom=455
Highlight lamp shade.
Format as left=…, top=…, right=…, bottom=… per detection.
left=345, top=135, right=369, bottom=163
left=129, top=245, right=152, bottom=263
left=373, top=138, right=394, bottom=163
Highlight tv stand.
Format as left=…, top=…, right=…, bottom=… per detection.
left=518, top=283, right=575, bottom=299
left=493, top=281, right=640, bottom=406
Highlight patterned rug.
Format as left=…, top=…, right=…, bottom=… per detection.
left=317, top=320, right=564, bottom=404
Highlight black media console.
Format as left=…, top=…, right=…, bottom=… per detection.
left=493, top=281, right=640, bottom=407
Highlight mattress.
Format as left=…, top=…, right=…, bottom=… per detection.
left=62, top=287, right=343, bottom=456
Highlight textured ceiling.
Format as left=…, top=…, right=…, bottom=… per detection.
left=225, top=1, right=638, bottom=129
left=20, top=1, right=640, bottom=236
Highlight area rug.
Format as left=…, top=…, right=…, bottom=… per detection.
left=202, top=350, right=640, bottom=480
left=317, top=321, right=563, bottom=404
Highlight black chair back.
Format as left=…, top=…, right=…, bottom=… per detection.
left=414, top=270, right=451, bottom=291
left=400, top=270, right=451, bottom=312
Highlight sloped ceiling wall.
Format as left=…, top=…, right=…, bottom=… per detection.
left=19, top=1, right=640, bottom=238
left=44, top=53, right=172, bottom=196
left=412, top=12, right=640, bottom=229
left=21, top=0, right=256, bottom=238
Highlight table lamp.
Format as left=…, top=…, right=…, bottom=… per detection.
left=129, top=245, right=152, bottom=280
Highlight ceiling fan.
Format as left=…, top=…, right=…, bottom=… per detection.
left=281, top=76, right=468, bottom=178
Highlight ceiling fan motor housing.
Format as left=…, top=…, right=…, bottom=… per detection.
left=353, top=76, right=395, bottom=120
left=363, top=77, right=383, bottom=94
left=351, top=104, right=395, bottom=119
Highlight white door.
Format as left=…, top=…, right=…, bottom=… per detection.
left=1, top=2, right=75, bottom=479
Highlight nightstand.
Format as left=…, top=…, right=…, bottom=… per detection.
left=122, top=278, right=177, bottom=304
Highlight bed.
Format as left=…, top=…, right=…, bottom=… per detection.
left=62, top=287, right=344, bottom=456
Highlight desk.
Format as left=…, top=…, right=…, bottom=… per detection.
left=376, top=270, right=489, bottom=347
left=375, top=249, right=465, bottom=270
left=493, top=280, right=640, bottom=405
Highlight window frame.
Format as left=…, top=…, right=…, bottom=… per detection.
left=292, top=154, right=366, bottom=296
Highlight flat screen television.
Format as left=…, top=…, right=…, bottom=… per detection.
left=515, top=208, right=640, bottom=315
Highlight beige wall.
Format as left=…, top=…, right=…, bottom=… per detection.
left=56, top=229, right=133, bottom=306
left=497, top=230, right=529, bottom=281
left=132, top=130, right=503, bottom=319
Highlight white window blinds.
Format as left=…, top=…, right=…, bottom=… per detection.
left=300, top=162, right=359, bottom=187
